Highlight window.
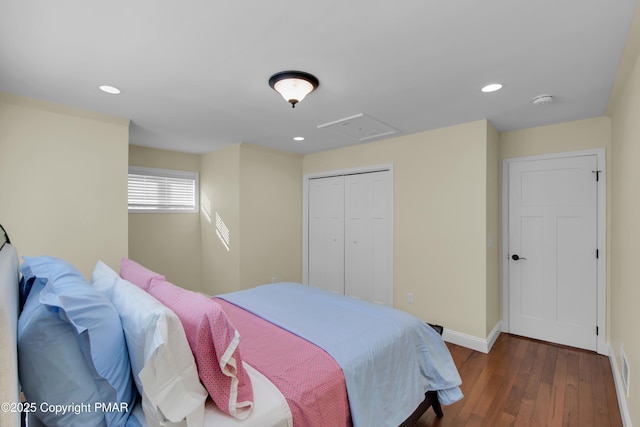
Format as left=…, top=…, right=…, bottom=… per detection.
left=128, top=166, right=199, bottom=213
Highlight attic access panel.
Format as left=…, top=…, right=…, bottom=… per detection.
left=317, top=113, right=399, bottom=141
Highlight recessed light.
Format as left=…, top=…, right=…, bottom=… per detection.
left=293, top=136, right=305, bottom=141
left=99, top=85, right=121, bottom=95
left=481, top=83, right=503, bottom=93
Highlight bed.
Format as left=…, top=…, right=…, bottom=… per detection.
left=0, top=223, right=462, bottom=427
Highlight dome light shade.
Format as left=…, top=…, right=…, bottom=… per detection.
left=99, top=85, right=121, bottom=94
left=269, top=71, right=319, bottom=108
left=481, top=83, right=502, bottom=93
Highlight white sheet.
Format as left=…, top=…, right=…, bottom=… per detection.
left=127, top=363, right=293, bottom=427
left=202, top=363, right=292, bottom=427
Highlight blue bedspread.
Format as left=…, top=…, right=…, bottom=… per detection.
left=219, top=283, right=463, bottom=427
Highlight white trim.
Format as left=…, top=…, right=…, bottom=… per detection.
left=608, top=343, right=633, bottom=426
left=304, top=163, right=393, bottom=180
left=501, top=148, right=606, bottom=354
left=302, top=164, right=394, bottom=305
left=442, top=321, right=501, bottom=354
left=486, top=321, right=502, bottom=353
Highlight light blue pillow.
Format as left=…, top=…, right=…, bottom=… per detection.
left=18, top=256, right=136, bottom=426
left=18, top=279, right=109, bottom=426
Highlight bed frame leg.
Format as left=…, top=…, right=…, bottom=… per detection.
left=426, top=391, right=443, bottom=417
left=399, top=390, right=445, bottom=426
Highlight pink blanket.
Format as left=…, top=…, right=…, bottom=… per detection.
left=214, top=298, right=351, bottom=427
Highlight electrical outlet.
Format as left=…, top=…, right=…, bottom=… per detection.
left=407, top=293, right=414, bottom=304
left=621, top=344, right=630, bottom=397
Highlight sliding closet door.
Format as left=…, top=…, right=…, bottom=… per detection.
left=308, top=176, right=345, bottom=293
left=344, top=171, right=392, bottom=305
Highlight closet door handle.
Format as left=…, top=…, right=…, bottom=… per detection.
left=511, top=254, right=526, bottom=261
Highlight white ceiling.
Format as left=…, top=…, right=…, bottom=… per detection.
left=1, top=0, right=637, bottom=155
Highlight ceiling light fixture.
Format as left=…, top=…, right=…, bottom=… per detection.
left=99, top=85, right=121, bottom=95
left=532, top=94, right=554, bottom=105
left=293, top=136, right=305, bottom=141
left=481, top=83, right=503, bottom=93
left=269, top=71, right=319, bottom=108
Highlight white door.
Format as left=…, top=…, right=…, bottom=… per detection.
left=308, top=176, right=345, bottom=294
left=344, top=171, right=392, bottom=305
left=508, top=155, right=598, bottom=351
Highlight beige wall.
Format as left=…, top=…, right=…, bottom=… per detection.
left=500, top=116, right=612, bottom=159
left=239, top=144, right=303, bottom=289
left=304, top=120, right=492, bottom=338
left=199, top=143, right=303, bottom=295
left=0, top=92, right=129, bottom=278
left=608, top=30, right=640, bottom=425
left=128, top=145, right=201, bottom=291
left=485, top=122, right=500, bottom=336
left=200, top=144, right=241, bottom=295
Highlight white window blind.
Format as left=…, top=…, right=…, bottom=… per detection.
left=128, top=166, right=199, bottom=213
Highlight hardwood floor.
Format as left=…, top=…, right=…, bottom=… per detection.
left=416, top=333, right=622, bottom=427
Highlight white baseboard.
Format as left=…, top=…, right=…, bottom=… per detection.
left=486, top=321, right=502, bottom=352
left=608, top=343, right=632, bottom=427
left=442, top=321, right=502, bottom=354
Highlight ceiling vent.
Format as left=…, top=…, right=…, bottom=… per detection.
left=317, top=113, right=399, bottom=141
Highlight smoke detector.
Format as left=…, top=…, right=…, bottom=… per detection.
left=532, top=95, right=554, bottom=105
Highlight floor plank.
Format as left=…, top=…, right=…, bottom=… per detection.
left=415, top=334, right=622, bottom=427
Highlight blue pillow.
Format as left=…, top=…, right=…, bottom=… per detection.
left=18, top=256, right=136, bottom=426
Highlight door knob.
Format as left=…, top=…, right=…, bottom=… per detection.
left=511, top=254, right=526, bottom=261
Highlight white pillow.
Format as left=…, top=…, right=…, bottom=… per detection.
left=92, top=261, right=207, bottom=427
